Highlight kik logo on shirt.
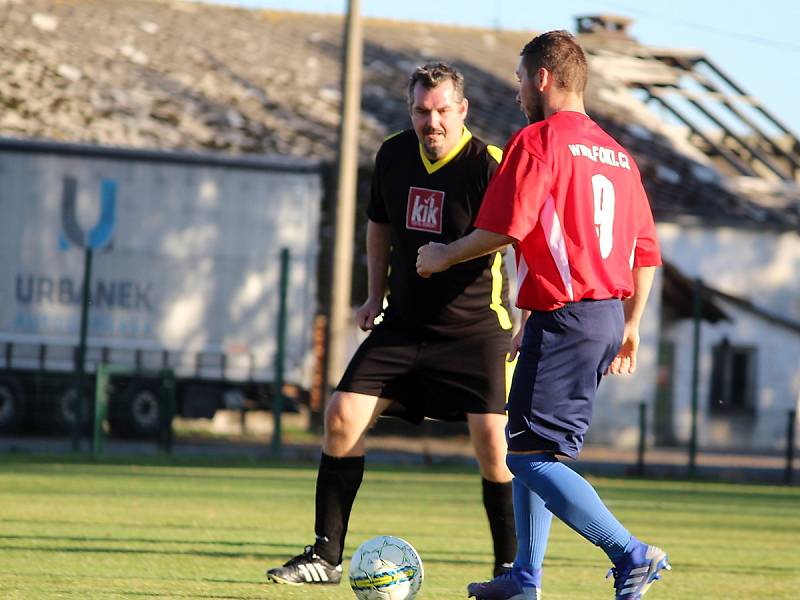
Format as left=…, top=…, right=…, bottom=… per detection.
left=406, top=187, right=444, bottom=233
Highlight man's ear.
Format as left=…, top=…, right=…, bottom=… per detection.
left=537, top=67, right=550, bottom=92
left=461, top=97, right=469, bottom=119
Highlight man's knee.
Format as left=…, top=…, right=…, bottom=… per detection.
left=469, top=413, right=507, bottom=450
left=468, top=414, right=511, bottom=480
left=324, top=391, right=383, bottom=438
left=324, top=392, right=354, bottom=438
left=472, top=429, right=505, bottom=461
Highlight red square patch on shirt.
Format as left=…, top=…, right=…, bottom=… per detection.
left=406, top=187, right=445, bottom=233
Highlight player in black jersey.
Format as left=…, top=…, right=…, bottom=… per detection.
left=266, top=63, right=516, bottom=586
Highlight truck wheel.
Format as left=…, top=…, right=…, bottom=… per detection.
left=49, top=386, right=91, bottom=433
left=0, top=377, right=26, bottom=433
left=108, top=385, right=161, bottom=438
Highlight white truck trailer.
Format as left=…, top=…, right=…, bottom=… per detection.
left=0, top=138, right=322, bottom=437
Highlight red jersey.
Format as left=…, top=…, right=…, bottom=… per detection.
left=475, top=111, right=661, bottom=311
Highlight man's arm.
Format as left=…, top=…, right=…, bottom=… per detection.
left=356, top=220, right=391, bottom=330
left=607, top=265, right=657, bottom=375
left=624, top=265, right=656, bottom=326
left=416, top=228, right=516, bottom=278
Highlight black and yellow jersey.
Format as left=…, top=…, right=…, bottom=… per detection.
left=367, top=127, right=512, bottom=336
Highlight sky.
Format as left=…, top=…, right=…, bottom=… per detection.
left=195, top=0, right=800, bottom=136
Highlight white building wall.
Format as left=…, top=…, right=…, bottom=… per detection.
left=664, top=306, right=800, bottom=451
left=658, top=223, right=800, bottom=320
left=657, top=222, right=800, bottom=451
left=586, top=269, right=663, bottom=447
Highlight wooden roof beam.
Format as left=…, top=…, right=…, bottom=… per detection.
left=682, top=97, right=790, bottom=181
left=644, top=89, right=756, bottom=176
left=698, top=57, right=800, bottom=144
left=670, top=58, right=800, bottom=178
left=648, top=87, right=787, bottom=180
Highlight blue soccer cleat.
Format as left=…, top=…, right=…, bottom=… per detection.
left=467, top=571, right=541, bottom=600
left=606, top=540, right=671, bottom=599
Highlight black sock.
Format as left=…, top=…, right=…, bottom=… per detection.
left=482, top=478, right=516, bottom=571
left=313, top=452, right=365, bottom=565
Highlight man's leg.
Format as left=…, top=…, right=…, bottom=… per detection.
left=468, top=412, right=517, bottom=576
left=507, top=453, right=670, bottom=598
left=511, top=478, right=550, bottom=589
left=507, top=453, right=634, bottom=562
left=266, top=391, right=390, bottom=585
left=467, top=478, right=548, bottom=600
left=314, top=391, right=390, bottom=563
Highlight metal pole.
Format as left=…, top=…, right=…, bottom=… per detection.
left=786, top=409, right=796, bottom=485
left=688, top=277, right=702, bottom=476
left=327, top=0, right=363, bottom=393
left=72, top=247, right=93, bottom=452
left=271, top=248, right=290, bottom=457
left=637, top=402, right=646, bottom=476
left=92, top=363, right=109, bottom=457
left=309, top=313, right=329, bottom=433
left=159, top=369, right=176, bottom=455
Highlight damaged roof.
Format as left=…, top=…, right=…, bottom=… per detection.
left=2, top=0, right=798, bottom=228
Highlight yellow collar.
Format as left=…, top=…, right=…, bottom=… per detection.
left=418, top=126, right=472, bottom=174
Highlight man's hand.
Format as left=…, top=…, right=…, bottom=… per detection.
left=355, top=297, right=384, bottom=331
left=416, top=229, right=514, bottom=278
left=508, top=310, right=530, bottom=362
left=608, top=265, right=655, bottom=375
left=606, top=324, right=639, bottom=375
left=508, top=327, right=524, bottom=362
left=416, top=242, right=450, bottom=278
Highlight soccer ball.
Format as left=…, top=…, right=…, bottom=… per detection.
left=349, top=535, right=424, bottom=600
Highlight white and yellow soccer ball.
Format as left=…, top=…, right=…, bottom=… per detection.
left=349, top=535, right=424, bottom=600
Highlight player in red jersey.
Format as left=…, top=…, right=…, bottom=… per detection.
left=417, top=31, right=670, bottom=600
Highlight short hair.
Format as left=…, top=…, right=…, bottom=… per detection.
left=520, top=30, right=588, bottom=93
left=407, top=62, right=465, bottom=107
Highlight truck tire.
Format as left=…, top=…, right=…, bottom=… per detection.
left=46, top=386, right=92, bottom=434
left=0, top=376, right=26, bottom=433
left=108, top=384, right=161, bottom=438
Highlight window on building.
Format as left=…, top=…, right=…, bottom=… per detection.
left=708, top=338, right=757, bottom=414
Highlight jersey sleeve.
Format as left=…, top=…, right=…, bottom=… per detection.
left=631, top=178, right=662, bottom=267
left=474, top=136, right=552, bottom=241
left=366, top=144, right=390, bottom=223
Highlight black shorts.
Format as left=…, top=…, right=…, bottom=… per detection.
left=336, top=323, right=510, bottom=423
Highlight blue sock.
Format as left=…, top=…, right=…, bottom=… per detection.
left=511, top=478, right=549, bottom=589
left=507, top=453, right=636, bottom=564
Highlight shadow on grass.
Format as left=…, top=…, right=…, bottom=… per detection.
left=1, top=517, right=290, bottom=533
left=0, top=539, right=500, bottom=569
left=62, top=591, right=255, bottom=600
left=0, top=542, right=285, bottom=560
left=0, top=451, right=480, bottom=475
left=0, top=533, right=275, bottom=547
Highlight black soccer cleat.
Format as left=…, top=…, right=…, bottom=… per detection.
left=266, top=545, right=342, bottom=585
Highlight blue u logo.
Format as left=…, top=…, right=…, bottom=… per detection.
left=59, top=176, right=117, bottom=251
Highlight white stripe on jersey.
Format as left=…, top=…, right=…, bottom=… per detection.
left=540, top=195, right=574, bottom=301
left=516, top=253, right=529, bottom=302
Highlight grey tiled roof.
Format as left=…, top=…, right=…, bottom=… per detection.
left=2, top=0, right=798, bottom=228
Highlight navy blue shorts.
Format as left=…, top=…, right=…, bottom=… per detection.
left=506, top=299, right=624, bottom=459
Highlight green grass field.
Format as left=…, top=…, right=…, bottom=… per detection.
left=1, top=454, right=798, bottom=599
